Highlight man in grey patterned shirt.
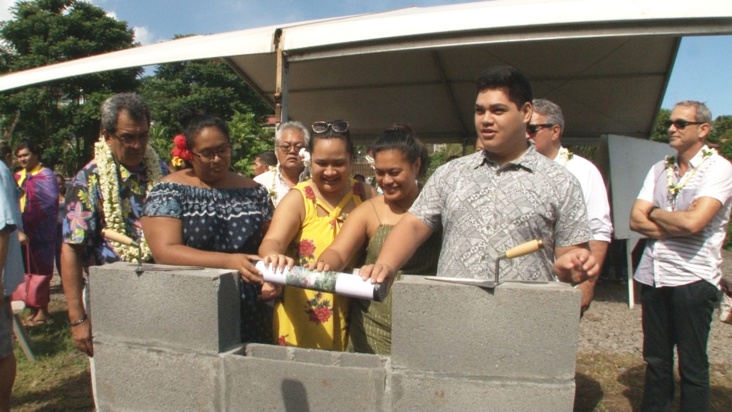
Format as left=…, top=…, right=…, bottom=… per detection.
left=359, top=66, right=597, bottom=284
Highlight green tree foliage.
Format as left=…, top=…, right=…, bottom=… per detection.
left=0, top=0, right=141, bottom=176
left=140, top=44, right=273, bottom=175
left=650, top=108, right=671, bottom=142
left=711, top=115, right=732, bottom=145
left=139, top=41, right=270, bottom=134
left=227, top=111, right=274, bottom=176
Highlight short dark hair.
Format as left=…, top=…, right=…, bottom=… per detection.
left=308, top=119, right=354, bottom=159
left=15, top=140, right=41, bottom=157
left=475, top=66, right=533, bottom=108
left=101, top=93, right=151, bottom=135
left=256, top=151, right=277, bottom=166
left=371, top=124, right=429, bottom=178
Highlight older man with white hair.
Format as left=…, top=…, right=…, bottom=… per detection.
left=254, top=121, right=310, bottom=206
left=528, top=98, right=613, bottom=315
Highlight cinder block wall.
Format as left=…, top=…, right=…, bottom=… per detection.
left=91, top=263, right=580, bottom=411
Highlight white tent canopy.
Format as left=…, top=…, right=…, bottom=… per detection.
left=1, top=0, right=731, bottom=144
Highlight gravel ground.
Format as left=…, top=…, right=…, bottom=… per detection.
left=577, top=250, right=732, bottom=366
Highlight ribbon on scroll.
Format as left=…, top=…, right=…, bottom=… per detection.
left=255, top=261, right=387, bottom=301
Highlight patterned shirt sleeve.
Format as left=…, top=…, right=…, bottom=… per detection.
left=62, top=164, right=101, bottom=246
left=410, top=162, right=449, bottom=230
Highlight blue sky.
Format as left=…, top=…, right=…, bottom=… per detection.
left=2, top=0, right=731, bottom=117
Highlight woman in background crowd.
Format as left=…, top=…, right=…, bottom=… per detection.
left=142, top=112, right=274, bottom=343
left=55, top=174, right=66, bottom=283
left=259, top=120, right=370, bottom=350
left=314, top=125, right=440, bottom=354
left=14, top=141, right=58, bottom=325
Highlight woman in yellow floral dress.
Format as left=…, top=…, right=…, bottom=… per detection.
left=259, top=120, right=369, bottom=350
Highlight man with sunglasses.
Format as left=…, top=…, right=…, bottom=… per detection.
left=254, top=121, right=310, bottom=206
left=630, top=101, right=732, bottom=411
left=360, top=66, right=597, bottom=287
left=61, top=93, right=168, bottom=363
left=528, top=99, right=612, bottom=315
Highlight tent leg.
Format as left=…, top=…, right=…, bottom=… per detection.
left=625, top=238, right=638, bottom=309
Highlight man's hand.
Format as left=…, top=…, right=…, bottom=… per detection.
left=576, top=280, right=596, bottom=315
left=70, top=318, right=94, bottom=357
left=554, top=248, right=598, bottom=284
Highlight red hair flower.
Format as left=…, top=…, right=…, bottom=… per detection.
left=171, top=134, right=193, bottom=166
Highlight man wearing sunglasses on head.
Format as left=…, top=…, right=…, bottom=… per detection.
left=630, top=101, right=732, bottom=411
left=528, top=99, right=612, bottom=316
left=255, top=121, right=311, bottom=206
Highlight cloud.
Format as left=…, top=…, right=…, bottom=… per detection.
left=133, top=26, right=157, bottom=45
left=0, top=0, right=17, bottom=21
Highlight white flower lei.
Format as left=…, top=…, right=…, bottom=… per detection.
left=267, top=165, right=280, bottom=204
left=664, top=146, right=716, bottom=211
left=94, top=138, right=163, bottom=262
left=557, top=147, right=574, bottom=166
left=267, top=149, right=311, bottom=204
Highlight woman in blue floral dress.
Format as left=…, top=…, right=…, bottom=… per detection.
left=142, top=113, right=274, bottom=343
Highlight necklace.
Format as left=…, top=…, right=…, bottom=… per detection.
left=664, top=146, right=715, bottom=211
left=95, top=138, right=163, bottom=262
left=557, top=147, right=574, bottom=166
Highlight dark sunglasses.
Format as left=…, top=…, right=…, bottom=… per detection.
left=664, top=119, right=705, bottom=129
left=312, top=120, right=349, bottom=134
left=526, top=123, right=554, bottom=135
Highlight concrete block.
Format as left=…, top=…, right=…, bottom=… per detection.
left=340, top=351, right=386, bottom=369
left=391, top=277, right=580, bottom=380
left=223, top=353, right=387, bottom=411
left=246, top=343, right=289, bottom=361
left=94, top=342, right=221, bottom=411
left=292, top=347, right=337, bottom=365
left=391, top=371, right=575, bottom=411
left=90, top=262, right=241, bottom=354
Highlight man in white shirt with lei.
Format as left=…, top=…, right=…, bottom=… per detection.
left=254, top=121, right=310, bottom=207
left=630, top=100, right=732, bottom=411
left=528, top=99, right=613, bottom=315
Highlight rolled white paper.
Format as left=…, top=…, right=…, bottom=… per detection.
left=255, top=261, right=387, bottom=301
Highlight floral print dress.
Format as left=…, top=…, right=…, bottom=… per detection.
left=274, top=180, right=363, bottom=350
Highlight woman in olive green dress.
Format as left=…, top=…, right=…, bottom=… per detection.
left=315, top=125, right=440, bottom=354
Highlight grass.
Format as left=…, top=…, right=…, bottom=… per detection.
left=10, top=285, right=93, bottom=412
left=8, top=286, right=732, bottom=411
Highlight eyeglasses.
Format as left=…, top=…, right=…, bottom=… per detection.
left=312, top=120, right=349, bottom=134
left=277, top=143, right=306, bottom=153
left=109, top=131, right=150, bottom=145
left=191, top=145, right=232, bottom=162
left=526, top=123, right=554, bottom=135
left=664, top=119, right=705, bottom=129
